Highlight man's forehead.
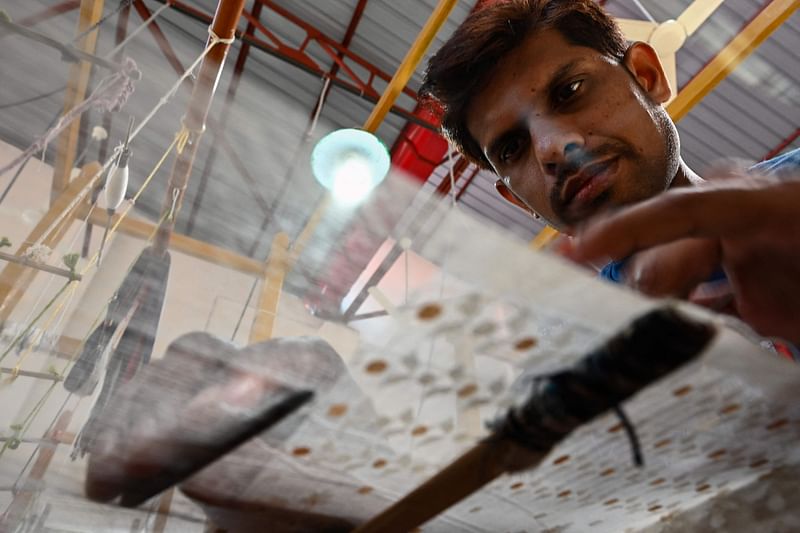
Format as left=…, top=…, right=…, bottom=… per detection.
left=466, top=30, right=595, bottom=152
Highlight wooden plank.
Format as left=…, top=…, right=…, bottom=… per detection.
left=667, top=0, right=799, bottom=122
left=249, top=232, right=289, bottom=343
left=152, top=488, right=174, bottom=533
left=80, top=207, right=265, bottom=275
left=51, top=0, right=105, bottom=202
left=0, top=162, right=102, bottom=322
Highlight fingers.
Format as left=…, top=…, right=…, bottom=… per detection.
left=569, top=182, right=766, bottom=262
left=622, top=238, right=721, bottom=298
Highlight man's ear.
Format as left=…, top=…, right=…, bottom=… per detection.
left=622, top=42, right=672, bottom=104
left=495, top=180, right=539, bottom=218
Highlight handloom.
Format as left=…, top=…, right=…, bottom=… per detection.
left=353, top=307, right=716, bottom=532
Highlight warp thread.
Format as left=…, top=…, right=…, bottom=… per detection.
left=0, top=58, right=141, bottom=178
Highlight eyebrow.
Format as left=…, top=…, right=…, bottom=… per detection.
left=484, top=59, right=583, bottom=164
left=544, top=59, right=582, bottom=102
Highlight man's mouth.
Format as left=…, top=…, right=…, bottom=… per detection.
left=560, top=157, right=618, bottom=213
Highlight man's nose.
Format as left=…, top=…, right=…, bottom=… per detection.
left=531, top=121, right=584, bottom=176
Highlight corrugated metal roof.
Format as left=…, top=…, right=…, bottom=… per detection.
left=0, top=0, right=797, bottom=291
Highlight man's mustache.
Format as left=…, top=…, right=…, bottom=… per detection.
left=550, top=144, right=628, bottom=222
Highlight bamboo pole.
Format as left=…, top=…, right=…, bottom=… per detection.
left=80, top=205, right=265, bottom=275
left=133, top=2, right=244, bottom=528
left=362, top=0, right=459, bottom=134
left=0, top=162, right=102, bottom=322
left=51, top=0, right=105, bottom=203
left=249, top=232, right=289, bottom=343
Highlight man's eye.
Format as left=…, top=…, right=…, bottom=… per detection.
left=499, top=137, right=523, bottom=163
left=556, top=80, right=583, bottom=104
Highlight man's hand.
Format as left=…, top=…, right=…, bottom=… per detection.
left=619, top=237, right=721, bottom=298
left=567, top=172, right=800, bottom=344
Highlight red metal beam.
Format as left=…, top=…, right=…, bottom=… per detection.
left=16, top=0, right=80, bottom=27
left=158, top=0, right=437, bottom=130
left=307, top=0, right=369, bottom=122
left=132, top=0, right=185, bottom=78
left=256, top=0, right=419, bottom=101
left=762, top=127, right=799, bottom=161
left=455, top=165, right=480, bottom=202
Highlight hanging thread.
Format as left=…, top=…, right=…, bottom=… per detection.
left=0, top=58, right=141, bottom=178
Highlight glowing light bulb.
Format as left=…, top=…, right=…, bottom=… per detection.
left=331, top=153, right=374, bottom=205
left=311, top=128, right=390, bottom=206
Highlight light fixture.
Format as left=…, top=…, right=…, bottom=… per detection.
left=311, top=128, right=390, bottom=206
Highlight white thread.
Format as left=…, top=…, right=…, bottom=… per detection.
left=208, top=28, right=236, bottom=45
left=168, top=188, right=180, bottom=220
left=34, top=34, right=226, bottom=248
left=307, top=77, right=331, bottom=138
left=107, top=3, right=170, bottom=56
left=447, top=145, right=457, bottom=207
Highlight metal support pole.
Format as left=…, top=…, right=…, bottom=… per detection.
left=152, top=0, right=247, bottom=253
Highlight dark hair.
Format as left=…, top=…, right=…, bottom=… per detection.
left=421, top=0, right=628, bottom=170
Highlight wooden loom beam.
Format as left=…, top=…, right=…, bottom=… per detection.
left=80, top=206, right=265, bottom=275
left=0, top=162, right=102, bottom=322
left=248, top=232, right=289, bottom=343
left=51, top=0, right=105, bottom=204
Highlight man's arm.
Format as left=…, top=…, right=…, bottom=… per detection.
left=567, top=173, right=800, bottom=344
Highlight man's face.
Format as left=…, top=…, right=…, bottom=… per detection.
left=466, top=29, right=678, bottom=233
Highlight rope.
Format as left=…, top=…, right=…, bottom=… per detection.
left=0, top=58, right=141, bottom=178
left=108, top=3, right=170, bottom=57
left=0, top=1, right=170, bottom=206
left=130, top=27, right=234, bottom=141
left=3, top=283, right=79, bottom=381
left=0, top=135, right=180, bottom=465
left=71, top=0, right=134, bottom=47
left=29, top=29, right=224, bottom=250
left=0, top=16, right=233, bottom=469
left=0, top=126, right=185, bottom=376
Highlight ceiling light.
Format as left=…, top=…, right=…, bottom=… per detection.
left=311, top=128, right=390, bottom=206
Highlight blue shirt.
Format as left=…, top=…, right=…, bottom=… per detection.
left=600, top=148, right=800, bottom=283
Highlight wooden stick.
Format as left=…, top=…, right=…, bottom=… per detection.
left=0, top=251, right=82, bottom=281
left=666, top=0, right=798, bottom=122
left=249, top=232, right=289, bottom=344
left=352, top=438, right=542, bottom=533
left=51, top=0, right=105, bottom=203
